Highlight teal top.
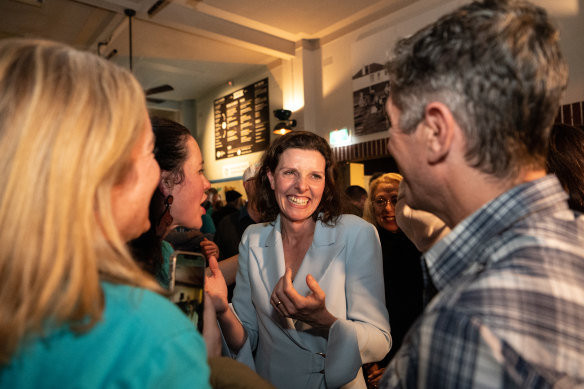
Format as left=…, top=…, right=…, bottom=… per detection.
left=201, top=213, right=216, bottom=234
left=0, top=282, right=211, bottom=389
left=159, top=240, right=174, bottom=289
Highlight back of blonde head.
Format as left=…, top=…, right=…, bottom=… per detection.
left=0, top=39, right=160, bottom=363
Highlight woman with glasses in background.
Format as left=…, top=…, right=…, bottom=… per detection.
left=362, top=173, right=423, bottom=388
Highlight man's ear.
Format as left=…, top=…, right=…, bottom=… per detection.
left=267, top=170, right=275, bottom=190
left=158, top=171, right=173, bottom=196
left=423, top=102, right=456, bottom=164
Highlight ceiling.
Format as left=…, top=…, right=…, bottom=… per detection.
left=0, top=0, right=417, bottom=102
left=1, top=0, right=580, bottom=103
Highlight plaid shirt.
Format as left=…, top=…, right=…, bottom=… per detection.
left=381, top=175, right=584, bottom=388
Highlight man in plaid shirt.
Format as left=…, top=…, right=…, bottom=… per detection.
left=380, top=0, right=584, bottom=387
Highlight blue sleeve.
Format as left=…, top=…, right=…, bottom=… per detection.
left=106, top=285, right=212, bottom=388
left=226, top=227, right=258, bottom=371
left=325, top=219, right=391, bottom=387
left=201, top=213, right=216, bottom=234
left=158, top=240, right=174, bottom=289
left=118, top=326, right=211, bottom=388
left=0, top=284, right=211, bottom=389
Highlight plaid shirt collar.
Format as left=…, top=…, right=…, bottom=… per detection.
left=423, top=174, right=569, bottom=293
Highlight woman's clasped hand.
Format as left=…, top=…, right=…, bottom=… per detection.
left=270, top=268, right=336, bottom=329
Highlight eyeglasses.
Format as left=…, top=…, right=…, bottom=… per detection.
left=373, top=196, right=398, bottom=208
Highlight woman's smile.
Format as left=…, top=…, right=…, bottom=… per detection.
left=267, top=148, right=325, bottom=224
left=287, top=195, right=309, bottom=206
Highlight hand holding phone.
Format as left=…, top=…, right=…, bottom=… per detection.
left=169, top=250, right=205, bottom=332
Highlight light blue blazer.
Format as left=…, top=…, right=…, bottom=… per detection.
left=229, top=214, right=391, bottom=389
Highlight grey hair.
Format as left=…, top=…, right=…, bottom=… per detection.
left=387, top=0, right=568, bottom=179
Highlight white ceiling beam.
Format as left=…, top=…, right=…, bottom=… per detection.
left=149, top=2, right=296, bottom=60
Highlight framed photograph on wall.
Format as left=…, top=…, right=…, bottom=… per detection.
left=351, top=25, right=397, bottom=137
left=352, top=63, right=390, bottom=136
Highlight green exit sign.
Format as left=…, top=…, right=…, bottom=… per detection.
left=329, top=128, right=350, bottom=146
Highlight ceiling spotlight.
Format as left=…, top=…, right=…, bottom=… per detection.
left=273, top=109, right=297, bottom=135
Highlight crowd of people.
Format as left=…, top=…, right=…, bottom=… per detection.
left=1, top=0, right=584, bottom=388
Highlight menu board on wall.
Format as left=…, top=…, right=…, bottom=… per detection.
left=214, top=78, right=269, bottom=160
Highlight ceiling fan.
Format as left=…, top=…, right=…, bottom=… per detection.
left=124, top=8, right=174, bottom=104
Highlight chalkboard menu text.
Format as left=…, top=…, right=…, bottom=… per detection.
left=214, top=78, right=269, bottom=160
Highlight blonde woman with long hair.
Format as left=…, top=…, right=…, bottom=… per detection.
left=0, top=39, right=211, bottom=388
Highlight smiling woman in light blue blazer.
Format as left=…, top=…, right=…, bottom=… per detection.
left=207, top=131, right=391, bottom=388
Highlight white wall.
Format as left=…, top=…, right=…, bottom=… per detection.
left=317, top=0, right=584, bottom=144
left=195, top=0, right=584, bottom=182
left=554, top=0, right=584, bottom=103
left=318, top=0, right=467, bottom=146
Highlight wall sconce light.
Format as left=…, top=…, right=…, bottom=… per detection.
left=273, top=109, right=297, bottom=135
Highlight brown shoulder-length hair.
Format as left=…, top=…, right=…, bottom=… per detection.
left=255, top=131, right=341, bottom=225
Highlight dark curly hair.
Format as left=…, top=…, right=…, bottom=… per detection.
left=546, top=124, right=584, bottom=213
left=129, top=117, right=192, bottom=281
left=255, top=131, right=341, bottom=225
left=150, top=116, right=191, bottom=186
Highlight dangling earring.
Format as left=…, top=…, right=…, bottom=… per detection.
left=156, top=194, right=174, bottom=237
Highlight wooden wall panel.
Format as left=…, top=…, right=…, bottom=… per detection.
left=333, top=100, right=584, bottom=163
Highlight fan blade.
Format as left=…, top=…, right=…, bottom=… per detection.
left=145, top=84, right=174, bottom=95
left=147, top=97, right=166, bottom=104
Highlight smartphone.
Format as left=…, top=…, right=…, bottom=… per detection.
left=169, top=250, right=205, bottom=333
